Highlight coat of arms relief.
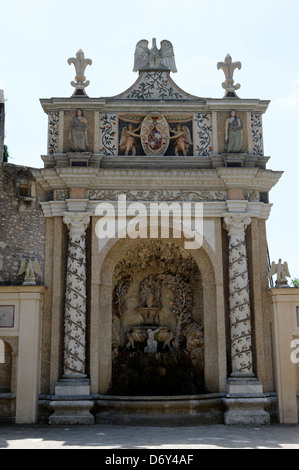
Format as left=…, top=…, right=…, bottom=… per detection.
left=119, top=113, right=193, bottom=157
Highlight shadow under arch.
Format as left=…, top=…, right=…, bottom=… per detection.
left=90, top=224, right=227, bottom=396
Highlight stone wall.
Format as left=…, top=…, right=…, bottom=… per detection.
left=0, top=91, right=4, bottom=162
left=0, top=163, right=45, bottom=285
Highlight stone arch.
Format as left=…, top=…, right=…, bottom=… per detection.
left=89, top=228, right=226, bottom=395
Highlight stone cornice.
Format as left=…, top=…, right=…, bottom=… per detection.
left=33, top=166, right=282, bottom=193
left=56, top=167, right=98, bottom=188
left=205, top=98, right=270, bottom=114
left=40, top=98, right=106, bottom=113
left=40, top=199, right=272, bottom=220
left=40, top=96, right=270, bottom=115
left=217, top=168, right=259, bottom=188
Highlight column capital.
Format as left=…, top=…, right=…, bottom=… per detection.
left=223, top=212, right=252, bottom=236
left=63, top=212, right=92, bottom=235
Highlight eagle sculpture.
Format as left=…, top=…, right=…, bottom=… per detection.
left=133, top=38, right=177, bottom=73
left=268, top=259, right=291, bottom=286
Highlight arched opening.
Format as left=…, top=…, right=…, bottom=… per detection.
left=93, top=232, right=226, bottom=423
left=108, top=240, right=205, bottom=395
left=0, top=339, right=13, bottom=393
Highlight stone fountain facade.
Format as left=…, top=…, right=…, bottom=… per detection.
left=1, top=39, right=291, bottom=425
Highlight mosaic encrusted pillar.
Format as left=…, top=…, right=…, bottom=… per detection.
left=223, top=213, right=254, bottom=377
left=62, top=212, right=91, bottom=378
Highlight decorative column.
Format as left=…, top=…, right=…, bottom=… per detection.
left=223, top=212, right=270, bottom=425
left=223, top=213, right=253, bottom=377
left=62, top=212, right=91, bottom=378
left=49, top=211, right=94, bottom=425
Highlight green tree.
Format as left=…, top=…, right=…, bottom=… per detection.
left=3, top=144, right=9, bottom=162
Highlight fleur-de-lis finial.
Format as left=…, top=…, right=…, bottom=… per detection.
left=217, top=53, right=242, bottom=97
left=67, top=49, right=92, bottom=96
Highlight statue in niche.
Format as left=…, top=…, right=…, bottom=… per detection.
left=139, top=275, right=161, bottom=308
left=144, top=328, right=161, bottom=353
left=225, top=110, right=243, bottom=153
left=69, top=109, right=89, bottom=152
left=169, top=124, right=192, bottom=156
left=268, top=259, right=291, bottom=287
left=119, top=123, right=142, bottom=156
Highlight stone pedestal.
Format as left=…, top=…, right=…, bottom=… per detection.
left=224, top=378, right=270, bottom=425
left=49, top=379, right=94, bottom=424
left=49, top=400, right=94, bottom=425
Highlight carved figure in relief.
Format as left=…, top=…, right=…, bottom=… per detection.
left=119, top=123, right=141, bottom=156
left=268, top=259, right=291, bottom=286
left=144, top=328, right=161, bottom=353
left=141, top=113, right=170, bottom=156
left=69, top=109, right=89, bottom=151
left=225, top=110, right=243, bottom=153
left=126, top=331, right=136, bottom=350
left=169, top=124, right=192, bottom=156
left=139, top=275, right=161, bottom=308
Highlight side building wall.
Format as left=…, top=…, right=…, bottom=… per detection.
left=269, top=288, right=299, bottom=423
left=0, top=163, right=45, bottom=286
left=0, top=162, right=45, bottom=423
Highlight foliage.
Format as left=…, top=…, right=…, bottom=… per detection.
left=3, top=144, right=9, bottom=162
left=157, top=273, right=193, bottom=350
left=114, top=276, right=132, bottom=316
left=291, top=278, right=299, bottom=288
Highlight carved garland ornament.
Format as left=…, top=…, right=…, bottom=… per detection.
left=223, top=214, right=253, bottom=375
left=88, top=189, right=227, bottom=202
left=63, top=213, right=91, bottom=376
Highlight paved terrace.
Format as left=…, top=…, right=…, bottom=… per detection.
left=0, top=424, right=298, bottom=449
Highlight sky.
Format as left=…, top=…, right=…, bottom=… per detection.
left=0, top=0, right=298, bottom=280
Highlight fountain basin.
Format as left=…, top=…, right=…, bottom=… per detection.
left=95, top=393, right=225, bottom=426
